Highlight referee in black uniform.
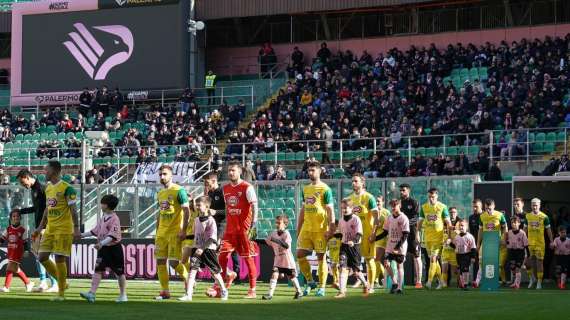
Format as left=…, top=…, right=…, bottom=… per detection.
left=399, top=183, right=423, bottom=288
left=17, top=169, right=57, bottom=291
left=204, top=172, right=241, bottom=281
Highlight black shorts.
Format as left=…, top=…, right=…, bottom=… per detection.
left=339, top=243, right=361, bottom=271
left=194, top=249, right=221, bottom=274
left=95, top=244, right=125, bottom=276
left=386, top=253, right=405, bottom=264
left=556, top=255, right=570, bottom=273
left=456, top=253, right=472, bottom=273
left=407, top=224, right=420, bottom=257
left=508, top=249, right=525, bottom=269
left=273, top=267, right=297, bottom=277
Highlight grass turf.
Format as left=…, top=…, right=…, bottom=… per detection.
left=0, top=279, right=566, bottom=320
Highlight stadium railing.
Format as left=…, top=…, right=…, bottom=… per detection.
left=1, top=127, right=568, bottom=177
left=0, top=175, right=480, bottom=240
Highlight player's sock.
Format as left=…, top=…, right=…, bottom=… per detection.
left=515, top=272, right=521, bottom=286
left=16, top=270, right=30, bottom=285
left=537, top=271, right=544, bottom=282
left=4, top=271, right=13, bottom=288
left=298, top=257, right=313, bottom=283
left=332, top=265, right=339, bottom=285
left=268, top=278, right=277, bottom=297
left=339, top=269, right=348, bottom=293
left=365, top=259, right=376, bottom=288
left=428, top=262, right=436, bottom=284
left=212, top=272, right=225, bottom=292
left=317, top=258, right=327, bottom=289
left=415, top=257, right=423, bottom=284
left=375, top=261, right=384, bottom=284
left=244, top=257, right=257, bottom=290
left=175, top=263, right=188, bottom=284
left=291, top=277, right=302, bottom=293
left=475, top=268, right=481, bottom=284
left=90, top=272, right=102, bottom=293
left=500, top=268, right=506, bottom=283
left=41, top=260, right=59, bottom=282
left=187, top=269, right=198, bottom=296
left=442, top=271, right=448, bottom=287
left=527, top=268, right=533, bottom=281
left=397, top=265, right=404, bottom=290
left=118, top=275, right=127, bottom=296
left=37, top=260, right=47, bottom=282
left=157, top=264, right=169, bottom=291
left=55, top=262, right=67, bottom=296
left=435, top=261, right=442, bottom=282
left=356, top=272, right=367, bottom=288
left=561, top=273, right=567, bottom=285
left=219, top=252, right=230, bottom=280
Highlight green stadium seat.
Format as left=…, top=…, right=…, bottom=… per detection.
left=535, top=132, right=546, bottom=142
left=557, top=131, right=566, bottom=142
left=425, top=147, right=436, bottom=157
left=546, top=132, right=557, bottom=142
left=532, top=142, right=544, bottom=154
left=447, top=146, right=458, bottom=156
left=543, top=142, right=555, bottom=153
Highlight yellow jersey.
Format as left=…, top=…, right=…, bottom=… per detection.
left=45, top=180, right=77, bottom=235
left=419, top=201, right=450, bottom=243
left=301, top=182, right=333, bottom=233
left=185, top=208, right=199, bottom=236
left=376, top=208, right=390, bottom=235
left=478, top=210, right=507, bottom=234
left=327, top=236, right=341, bottom=262
left=157, top=184, right=189, bottom=237
left=349, top=191, right=378, bottom=236
left=525, top=211, right=550, bottom=247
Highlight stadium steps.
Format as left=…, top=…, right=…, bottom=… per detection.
left=217, top=79, right=289, bottom=154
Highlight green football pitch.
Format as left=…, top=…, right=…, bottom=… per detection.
left=0, top=279, right=567, bottom=320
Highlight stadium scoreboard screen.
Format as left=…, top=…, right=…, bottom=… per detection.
left=10, top=0, right=189, bottom=105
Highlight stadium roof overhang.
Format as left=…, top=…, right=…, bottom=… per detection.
left=195, top=0, right=481, bottom=21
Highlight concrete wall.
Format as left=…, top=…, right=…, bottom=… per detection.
left=206, top=23, right=570, bottom=75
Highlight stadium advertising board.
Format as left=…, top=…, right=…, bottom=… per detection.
left=1, top=239, right=276, bottom=281
left=10, top=0, right=188, bottom=106
left=98, top=0, right=180, bottom=9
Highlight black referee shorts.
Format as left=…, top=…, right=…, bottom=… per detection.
left=95, top=244, right=125, bottom=276
left=339, top=243, right=361, bottom=271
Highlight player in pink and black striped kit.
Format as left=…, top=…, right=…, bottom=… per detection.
left=505, top=216, right=529, bottom=289
left=450, top=219, right=477, bottom=290
left=551, top=226, right=570, bottom=289
left=376, top=199, right=410, bottom=294
left=79, top=195, right=127, bottom=303
left=263, top=215, right=303, bottom=300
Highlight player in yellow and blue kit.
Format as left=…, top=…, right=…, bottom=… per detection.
left=374, top=195, right=390, bottom=288
left=33, top=161, right=79, bottom=301
left=297, top=161, right=335, bottom=297
left=418, top=188, right=451, bottom=290
left=154, top=165, right=191, bottom=300
left=524, top=198, right=553, bottom=289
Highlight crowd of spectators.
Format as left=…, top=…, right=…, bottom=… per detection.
left=225, top=35, right=570, bottom=179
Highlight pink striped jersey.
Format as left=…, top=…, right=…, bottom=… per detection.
left=90, top=212, right=121, bottom=245
left=453, top=232, right=477, bottom=254
left=506, top=230, right=529, bottom=250
left=553, top=237, right=570, bottom=256
left=194, top=216, right=218, bottom=250
left=265, top=230, right=296, bottom=270
left=384, top=213, right=410, bottom=255
left=339, top=214, right=363, bottom=244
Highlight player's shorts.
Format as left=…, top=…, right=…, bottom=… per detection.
left=508, top=249, right=525, bottom=269
left=407, top=224, right=420, bottom=257
left=190, top=249, right=221, bottom=274
left=297, top=231, right=327, bottom=254
left=528, top=245, right=545, bottom=260
left=155, top=234, right=182, bottom=261
left=39, top=233, right=73, bottom=257
left=386, top=253, right=405, bottom=264
left=8, top=248, right=24, bottom=264
left=95, top=244, right=125, bottom=276
left=361, top=235, right=376, bottom=259
left=375, top=236, right=387, bottom=249
left=273, top=267, right=297, bottom=277
left=425, top=241, right=442, bottom=257
left=339, top=243, right=361, bottom=271
left=442, top=248, right=458, bottom=266
left=456, top=253, right=472, bottom=273
left=182, top=235, right=195, bottom=249
left=555, top=255, right=570, bottom=273
left=220, top=232, right=256, bottom=257
left=328, top=249, right=340, bottom=264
